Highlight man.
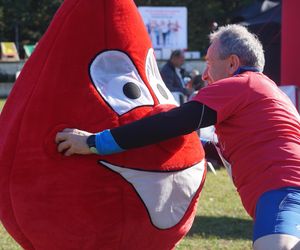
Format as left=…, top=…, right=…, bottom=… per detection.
left=160, top=49, right=190, bottom=97
left=56, top=24, right=300, bottom=250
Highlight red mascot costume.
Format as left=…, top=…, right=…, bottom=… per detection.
left=0, top=0, right=206, bottom=249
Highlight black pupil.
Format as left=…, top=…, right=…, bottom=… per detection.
left=123, top=82, right=141, bottom=99
left=157, top=84, right=168, bottom=99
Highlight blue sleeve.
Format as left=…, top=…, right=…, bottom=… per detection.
left=95, top=129, right=124, bottom=155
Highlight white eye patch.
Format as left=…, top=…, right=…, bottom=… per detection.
left=145, top=48, right=177, bottom=106
left=89, top=50, right=154, bottom=115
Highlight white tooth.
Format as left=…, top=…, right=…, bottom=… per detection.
left=100, top=159, right=206, bottom=229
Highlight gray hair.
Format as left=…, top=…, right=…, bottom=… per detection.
left=209, top=24, right=265, bottom=72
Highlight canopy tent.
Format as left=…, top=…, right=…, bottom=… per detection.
left=232, top=0, right=280, bottom=24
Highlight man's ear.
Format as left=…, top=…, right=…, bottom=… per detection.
left=228, top=54, right=241, bottom=75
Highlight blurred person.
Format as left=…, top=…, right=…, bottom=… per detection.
left=185, top=69, right=200, bottom=90
left=190, top=69, right=200, bottom=79
left=151, top=20, right=160, bottom=47
left=171, top=21, right=181, bottom=46
left=160, top=49, right=191, bottom=98
left=161, top=20, right=170, bottom=47
left=56, top=24, right=300, bottom=250
left=190, top=74, right=206, bottom=94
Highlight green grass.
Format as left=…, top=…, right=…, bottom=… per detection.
left=176, top=169, right=252, bottom=250
left=0, top=99, right=252, bottom=249
left=0, top=169, right=252, bottom=250
left=0, top=225, right=21, bottom=250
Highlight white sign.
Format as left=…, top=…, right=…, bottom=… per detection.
left=138, top=6, right=188, bottom=50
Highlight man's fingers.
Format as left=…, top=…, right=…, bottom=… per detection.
left=55, top=132, right=67, bottom=144
left=57, top=140, right=71, bottom=153
left=55, top=128, right=92, bottom=156
left=63, top=128, right=74, bottom=132
left=55, top=129, right=76, bottom=144
left=64, top=147, right=75, bottom=157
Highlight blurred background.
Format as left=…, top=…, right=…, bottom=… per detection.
left=1, top=0, right=293, bottom=104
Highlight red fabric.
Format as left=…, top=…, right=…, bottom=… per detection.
left=0, top=0, right=205, bottom=249
left=193, top=72, right=300, bottom=217
left=281, top=0, right=300, bottom=86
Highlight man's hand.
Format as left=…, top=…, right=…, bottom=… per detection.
left=55, top=128, right=93, bottom=156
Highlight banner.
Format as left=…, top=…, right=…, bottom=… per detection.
left=138, top=6, right=187, bottom=50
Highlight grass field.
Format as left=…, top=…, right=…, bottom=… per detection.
left=176, top=169, right=252, bottom=250
left=0, top=98, right=252, bottom=250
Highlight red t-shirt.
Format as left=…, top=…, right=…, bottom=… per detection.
left=193, top=72, right=300, bottom=217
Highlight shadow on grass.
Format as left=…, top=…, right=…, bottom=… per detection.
left=188, top=215, right=253, bottom=240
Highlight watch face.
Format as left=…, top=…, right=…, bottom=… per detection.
left=87, top=135, right=96, bottom=148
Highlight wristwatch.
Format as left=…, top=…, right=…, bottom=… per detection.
left=86, top=134, right=98, bottom=154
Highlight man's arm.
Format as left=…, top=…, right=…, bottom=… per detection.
left=111, top=101, right=216, bottom=149
left=56, top=101, right=217, bottom=156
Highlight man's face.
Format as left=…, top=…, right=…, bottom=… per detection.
left=173, top=54, right=185, bottom=68
left=202, top=40, right=232, bottom=85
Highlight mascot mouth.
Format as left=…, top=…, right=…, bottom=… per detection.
left=100, top=159, right=206, bottom=229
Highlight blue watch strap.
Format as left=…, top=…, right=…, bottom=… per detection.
left=95, top=129, right=124, bottom=155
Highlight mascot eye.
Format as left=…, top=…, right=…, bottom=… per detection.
left=145, top=49, right=178, bottom=106
left=156, top=83, right=168, bottom=100
left=123, top=82, right=141, bottom=99
left=90, top=50, right=154, bottom=115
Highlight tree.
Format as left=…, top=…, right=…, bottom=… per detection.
left=0, top=0, right=62, bottom=56
left=0, top=0, right=252, bottom=57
